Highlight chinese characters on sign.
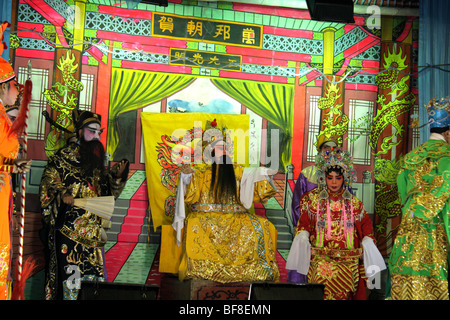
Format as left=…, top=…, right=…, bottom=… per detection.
left=170, top=49, right=242, bottom=71
left=152, top=13, right=262, bottom=48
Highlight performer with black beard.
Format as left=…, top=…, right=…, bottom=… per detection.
left=174, top=124, right=280, bottom=283
left=39, top=110, right=129, bottom=300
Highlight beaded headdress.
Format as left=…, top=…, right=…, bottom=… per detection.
left=315, top=147, right=356, bottom=199
left=201, top=118, right=234, bottom=160
left=425, top=97, right=450, bottom=129
left=203, top=119, right=227, bottom=144
left=314, top=148, right=357, bottom=248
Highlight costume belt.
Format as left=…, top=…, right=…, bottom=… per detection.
left=311, top=247, right=362, bottom=259
left=59, top=225, right=106, bottom=248
left=190, top=203, right=248, bottom=213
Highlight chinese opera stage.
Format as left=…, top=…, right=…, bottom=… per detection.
left=12, top=170, right=293, bottom=300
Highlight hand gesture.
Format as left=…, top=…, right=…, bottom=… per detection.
left=115, top=159, right=129, bottom=182
left=62, top=193, right=74, bottom=206
left=180, top=163, right=194, bottom=174
left=14, top=159, right=32, bottom=174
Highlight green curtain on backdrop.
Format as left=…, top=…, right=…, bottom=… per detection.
left=107, top=68, right=195, bottom=160
left=211, top=78, right=294, bottom=171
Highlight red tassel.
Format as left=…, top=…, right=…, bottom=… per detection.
left=9, top=79, right=32, bottom=138
left=11, top=256, right=38, bottom=300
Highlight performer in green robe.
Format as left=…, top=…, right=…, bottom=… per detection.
left=39, top=110, right=129, bottom=300
left=386, top=97, right=450, bottom=300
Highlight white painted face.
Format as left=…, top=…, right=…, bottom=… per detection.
left=82, top=123, right=103, bottom=141
left=320, top=141, right=338, bottom=152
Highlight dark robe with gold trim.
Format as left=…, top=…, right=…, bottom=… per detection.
left=40, top=142, right=125, bottom=300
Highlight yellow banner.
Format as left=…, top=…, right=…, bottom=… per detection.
left=141, top=112, right=250, bottom=230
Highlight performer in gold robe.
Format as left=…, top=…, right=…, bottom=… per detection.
left=286, top=148, right=385, bottom=300
left=386, top=97, right=450, bottom=300
left=175, top=135, right=280, bottom=283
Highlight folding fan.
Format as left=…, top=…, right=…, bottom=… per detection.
left=73, top=196, right=115, bottom=220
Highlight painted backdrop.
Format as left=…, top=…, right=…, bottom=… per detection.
left=5, top=0, right=420, bottom=256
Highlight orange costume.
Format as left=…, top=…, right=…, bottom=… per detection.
left=0, top=58, right=19, bottom=299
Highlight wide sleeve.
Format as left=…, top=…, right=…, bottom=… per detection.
left=252, top=178, right=277, bottom=204
left=240, top=166, right=277, bottom=209
left=295, top=192, right=314, bottom=235
left=39, top=159, right=68, bottom=209
left=183, top=167, right=206, bottom=205
left=39, top=157, right=71, bottom=225
left=286, top=192, right=313, bottom=274
left=172, top=171, right=193, bottom=245
left=362, top=236, right=386, bottom=277
left=351, top=196, right=386, bottom=276
left=291, top=173, right=316, bottom=228
left=286, top=230, right=311, bottom=274
left=412, top=156, right=450, bottom=220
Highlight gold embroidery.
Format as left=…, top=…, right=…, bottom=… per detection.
left=389, top=273, right=449, bottom=300
left=308, top=253, right=360, bottom=300
left=0, top=242, right=10, bottom=299
left=392, top=215, right=448, bottom=277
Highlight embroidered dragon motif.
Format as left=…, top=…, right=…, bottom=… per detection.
left=369, top=47, right=416, bottom=156
left=371, top=46, right=415, bottom=244
left=43, top=50, right=84, bottom=156
left=317, top=82, right=349, bottom=145
left=374, top=184, right=402, bottom=233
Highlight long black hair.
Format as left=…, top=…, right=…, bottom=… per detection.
left=325, top=165, right=344, bottom=177
left=210, top=153, right=237, bottom=204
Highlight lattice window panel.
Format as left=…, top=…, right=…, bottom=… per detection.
left=85, top=12, right=152, bottom=36
left=306, top=95, right=322, bottom=163
left=45, top=0, right=70, bottom=20
left=346, top=74, right=377, bottom=85
left=348, top=99, right=373, bottom=166
left=18, top=3, right=50, bottom=24
left=411, top=104, right=420, bottom=150
left=17, top=38, right=54, bottom=52
left=78, top=73, right=95, bottom=112
left=16, top=66, right=49, bottom=141
left=334, top=27, right=368, bottom=55
left=241, top=64, right=296, bottom=77
left=263, top=34, right=323, bottom=55
left=353, top=45, right=380, bottom=61
left=113, top=48, right=168, bottom=64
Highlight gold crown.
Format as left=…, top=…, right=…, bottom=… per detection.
left=200, top=119, right=234, bottom=157
left=315, top=133, right=340, bottom=152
